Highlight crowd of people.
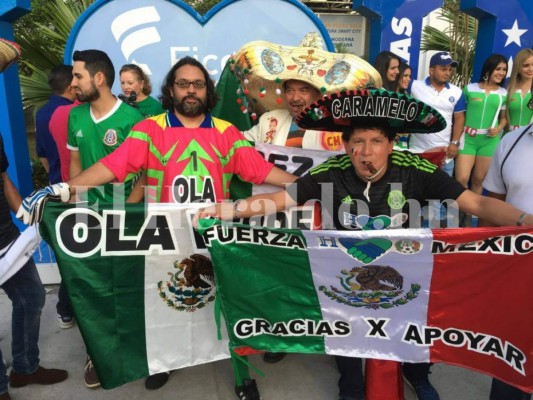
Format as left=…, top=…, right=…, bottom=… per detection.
left=1, top=32, right=532, bottom=400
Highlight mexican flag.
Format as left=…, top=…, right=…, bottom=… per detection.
left=201, top=221, right=533, bottom=393
left=39, top=203, right=229, bottom=389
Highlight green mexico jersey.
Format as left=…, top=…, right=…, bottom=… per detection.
left=67, top=100, right=144, bottom=204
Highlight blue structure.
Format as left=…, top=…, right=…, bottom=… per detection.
left=353, top=0, right=443, bottom=77
left=0, top=0, right=32, bottom=198
left=65, top=0, right=334, bottom=96
left=462, top=0, right=533, bottom=81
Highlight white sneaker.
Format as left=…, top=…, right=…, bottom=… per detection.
left=57, top=314, right=75, bottom=329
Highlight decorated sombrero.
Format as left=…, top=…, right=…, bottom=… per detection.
left=295, top=88, right=447, bottom=134
left=0, top=38, right=21, bottom=73
left=229, top=32, right=382, bottom=114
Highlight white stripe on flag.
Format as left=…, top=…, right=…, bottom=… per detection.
left=144, top=204, right=229, bottom=374
left=303, top=229, right=434, bottom=363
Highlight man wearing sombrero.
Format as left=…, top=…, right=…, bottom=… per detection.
left=231, top=33, right=382, bottom=151
left=195, top=88, right=533, bottom=400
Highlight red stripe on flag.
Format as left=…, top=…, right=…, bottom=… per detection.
left=429, top=227, right=533, bottom=393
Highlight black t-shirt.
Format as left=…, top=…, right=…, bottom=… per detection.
left=287, top=150, right=466, bottom=230
left=0, top=134, right=20, bottom=250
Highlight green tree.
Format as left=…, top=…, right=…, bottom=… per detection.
left=420, top=0, right=478, bottom=87
left=14, top=0, right=94, bottom=111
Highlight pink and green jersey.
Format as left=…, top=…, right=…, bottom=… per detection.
left=101, top=112, right=274, bottom=203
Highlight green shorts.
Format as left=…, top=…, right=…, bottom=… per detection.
left=459, top=133, right=501, bottom=157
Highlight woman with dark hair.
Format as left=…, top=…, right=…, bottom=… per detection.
left=455, top=53, right=508, bottom=226
left=394, top=62, right=412, bottom=94
left=393, top=62, right=412, bottom=149
left=373, top=51, right=401, bottom=91
left=119, top=64, right=163, bottom=117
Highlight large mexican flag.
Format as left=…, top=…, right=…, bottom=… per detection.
left=39, top=203, right=229, bottom=389
left=201, top=221, right=533, bottom=393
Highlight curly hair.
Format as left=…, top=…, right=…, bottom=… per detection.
left=160, top=57, right=218, bottom=111
left=120, top=64, right=152, bottom=95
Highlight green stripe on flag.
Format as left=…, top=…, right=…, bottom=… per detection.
left=40, top=203, right=149, bottom=388
left=203, top=222, right=326, bottom=354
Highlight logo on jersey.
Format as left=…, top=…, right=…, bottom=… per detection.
left=449, top=96, right=456, bottom=103
left=343, top=212, right=408, bottom=230
left=172, top=175, right=215, bottom=203
left=342, top=195, right=353, bottom=204
left=75, top=130, right=83, bottom=138
left=387, top=190, right=406, bottom=209
left=103, top=129, right=118, bottom=146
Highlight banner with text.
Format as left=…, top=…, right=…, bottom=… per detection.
left=202, top=222, right=533, bottom=393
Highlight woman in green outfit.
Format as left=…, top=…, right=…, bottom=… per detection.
left=455, top=54, right=508, bottom=226
left=119, top=64, right=164, bottom=117
left=505, top=48, right=533, bottom=131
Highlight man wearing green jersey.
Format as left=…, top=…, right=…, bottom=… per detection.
left=67, top=49, right=144, bottom=388
left=68, top=50, right=144, bottom=206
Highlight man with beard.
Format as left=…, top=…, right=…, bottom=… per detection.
left=17, top=56, right=296, bottom=400
left=68, top=49, right=144, bottom=206
left=67, top=49, right=144, bottom=388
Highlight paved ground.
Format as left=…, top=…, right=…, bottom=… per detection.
left=1, top=285, right=493, bottom=400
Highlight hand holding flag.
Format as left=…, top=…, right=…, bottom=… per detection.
left=16, top=183, right=71, bottom=225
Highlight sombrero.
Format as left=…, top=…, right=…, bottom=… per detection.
left=295, top=88, right=447, bottom=134
left=0, top=38, right=21, bottom=73
left=230, top=32, right=382, bottom=113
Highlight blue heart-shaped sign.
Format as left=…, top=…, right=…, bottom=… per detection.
left=65, top=0, right=333, bottom=96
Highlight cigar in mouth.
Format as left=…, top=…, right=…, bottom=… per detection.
left=362, top=161, right=377, bottom=174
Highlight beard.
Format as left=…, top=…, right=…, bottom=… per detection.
left=173, top=95, right=206, bottom=117
left=76, top=81, right=100, bottom=103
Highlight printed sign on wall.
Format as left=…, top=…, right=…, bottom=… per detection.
left=66, top=0, right=333, bottom=96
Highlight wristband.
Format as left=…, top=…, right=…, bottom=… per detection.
left=233, top=200, right=244, bottom=219
left=516, top=213, right=529, bottom=226
left=449, top=140, right=460, bottom=147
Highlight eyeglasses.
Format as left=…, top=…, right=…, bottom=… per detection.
left=174, top=79, right=207, bottom=89
left=528, top=98, right=533, bottom=111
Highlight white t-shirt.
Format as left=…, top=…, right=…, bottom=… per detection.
left=483, top=124, right=533, bottom=212
left=409, top=78, right=466, bottom=151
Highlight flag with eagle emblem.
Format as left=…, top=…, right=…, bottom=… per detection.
left=201, top=221, right=533, bottom=394
left=39, top=203, right=230, bottom=389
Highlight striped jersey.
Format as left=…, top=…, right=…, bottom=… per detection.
left=101, top=112, right=274, bottom=203
left=463, top=83, right=507, bottom=132
left=289, top=150, right=465, bottom=230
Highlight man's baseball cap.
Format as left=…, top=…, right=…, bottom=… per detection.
left=430, top=51, right=458, bottom=67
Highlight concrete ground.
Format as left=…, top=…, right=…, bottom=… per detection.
left=1, top=285, right=492, bottom=400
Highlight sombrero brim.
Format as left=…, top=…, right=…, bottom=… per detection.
left=231, top=39, right=382, bottom=113
left=295, top=89, right=447, bottom=134
left=0, top=38, right=21, bottom=73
